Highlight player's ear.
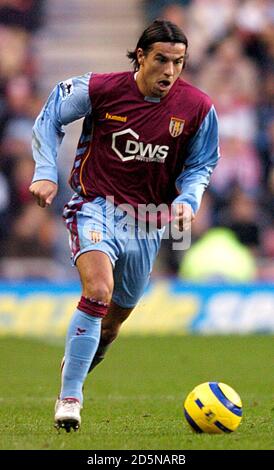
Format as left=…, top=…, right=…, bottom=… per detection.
left=136, top=48, right=145, bottom=67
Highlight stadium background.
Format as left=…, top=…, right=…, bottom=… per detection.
left=0, top=0, right=273, bottom=451
left=0, top=0, right=273, bottom=335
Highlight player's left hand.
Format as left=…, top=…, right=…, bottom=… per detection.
left=173, top=203, right=194, bottom=232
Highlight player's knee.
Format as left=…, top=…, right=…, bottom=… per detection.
left=83, top=281, right=113, bottom=304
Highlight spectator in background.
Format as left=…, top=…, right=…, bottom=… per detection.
left=210, top=137, right=261, bottom=198
left=256, top=72, right=274, bottom=185
left=218, top=187, right=263, bottom=254
left=264, top=121, right=274, bottom=228
left=144, top=0, right=191, bottom=24
left=0, top=0, right=46, bottom=32
left=186, top=0, right=237, bottom=67
left=0, top=0, right=66, bottom=279
left=259, top=224, right=274, bottom=281
left=0, top=171, right=10, bottom=252
left=0, top=25, right=30, bottom=80
left=198, top=34, right=259, bottom=108
left=179, top=226, right=257, bottom=282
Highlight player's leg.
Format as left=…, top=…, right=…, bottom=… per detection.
left=55, top=250, right=113, bottom=431
left=88, top=224, right=165, bottom=373
left=56, top=196, right=121, bottom=430
left=88, top=300, right=134, bottom=372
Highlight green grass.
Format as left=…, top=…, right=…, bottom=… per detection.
left=0, top=335, right=273, bottom=450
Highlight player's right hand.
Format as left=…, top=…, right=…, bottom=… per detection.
left=29, top=180, right=58, bottom=208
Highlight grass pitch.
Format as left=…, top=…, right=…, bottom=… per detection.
left=0, top=335, right=273, bottom=450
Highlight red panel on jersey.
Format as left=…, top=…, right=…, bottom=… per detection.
left=70, top=72, right=211, bottom=225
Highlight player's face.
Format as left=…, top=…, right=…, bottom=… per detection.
left=136, top=42, right=186, bottom=98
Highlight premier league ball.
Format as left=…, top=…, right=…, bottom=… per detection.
left=184, top=382, right=242, bottom=433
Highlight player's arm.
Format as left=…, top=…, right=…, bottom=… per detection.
left=30, top=73, right=92, bottom=207
left=173, top=105, right=220, bottom=230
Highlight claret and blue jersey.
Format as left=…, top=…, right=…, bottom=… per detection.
left=31, top=70, right=220, bottom=317
left=32, top=71, right=219, bottom=221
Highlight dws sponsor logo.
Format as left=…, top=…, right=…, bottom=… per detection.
left=112, top=128, right=169, bottom=163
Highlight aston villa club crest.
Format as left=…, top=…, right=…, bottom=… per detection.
left=169, top=117, right=185, bottom=138
left=90, top=230, right=102, bottom=244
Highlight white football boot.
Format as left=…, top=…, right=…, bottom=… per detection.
left=54, top=398, right=81, bottom=432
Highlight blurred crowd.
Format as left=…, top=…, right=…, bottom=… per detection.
left=0, top=0, right=273, bottom=282
left=146, top=0, right=274, bottom=282
left=0, top=0, right=67, bottom=279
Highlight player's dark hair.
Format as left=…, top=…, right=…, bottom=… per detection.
left=127, top=19, right=188, bottom=71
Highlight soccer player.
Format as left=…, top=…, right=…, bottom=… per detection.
left=30, top=19, right=219, bottom=431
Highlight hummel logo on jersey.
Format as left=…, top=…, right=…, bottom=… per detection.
left=112, top=128, right=169, bottom=163
left=106, top=112, right=127, bottom=123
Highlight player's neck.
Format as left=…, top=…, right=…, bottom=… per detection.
left=135, top=71, right=148, bottom=97
left=135, top=71, right=161, bottom=99
left=132, top=72, right=161, bottom=103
